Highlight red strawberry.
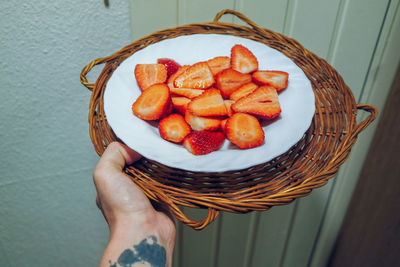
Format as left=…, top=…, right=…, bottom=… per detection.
left=185, top=110, right=221, bottom=131
left=215, top=68, right=252, bottom=98
left=170, top=87, right=204, bottom=99
left=159, top=113, right=191, bottom=143
left=230, top=82, right=258, bottom=101
left=174, top=62, right=215, bottom=89
left=252, top=71, right=289, bottom=91
left=131, top=84, right=171, bottom=120
left=188, top=88, right=228, bottom=117
left=171, top=96, right=191, bottom=115
left=134, top=64, right=167, bottom=91
left=231, top=44, right=258, bottom=74
left=225, top=113, right=265, bottom=149
left=183, top=131, right=226, bottom=155
left=207, top=56, right=231, bottom=76
left=232, top=86, right=281, bottom=119
left=157, top=58, right=181, bottom=78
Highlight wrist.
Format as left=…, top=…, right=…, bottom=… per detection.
left=103, top=211, right=175, bottom=267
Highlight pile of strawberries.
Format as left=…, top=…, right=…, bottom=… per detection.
left=131, top=44, right=289, bottom=155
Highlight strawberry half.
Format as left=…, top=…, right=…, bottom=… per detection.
left=185, top=110, right=221, bottom=131
left=131, top=83, right=171, bottom=120
left=232, top=86, right=281, bottom=120
left=231, top=44, right=258, bottom=74
left=135, top=64, right=167, bottom=91
left=171, top=96, right=191, bottom=115
left=225, top=113, right=265, bottom=149
left=168, top=65, right=190, bottom=88
left=230, top=82, right=258, bottom=101
left=157, top=58, right=181, bottom=78
left=216, top=68, right=252, bottom=98
left=252, top=71, right=289, bottom=91
left=174, top=62, right=215, bottom=89
left=183, top=131, right=226, bottom=155
left=224, top=100, right=235, bottom=117
left=188, top=88, right=228, bottom=117
left=159, top=113, right=191, bottom=143
left=207, top=56, right=231, bottom=76
left=170, top=87, right=204, bottom=99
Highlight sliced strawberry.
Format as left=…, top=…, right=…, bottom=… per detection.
left=215, top=68, right=252, bottom=98
left=220, top=118, right=228, bottom=133
left=225, top=113, right=265, bottom=149
left=185, top=110, right=221, bottom=131
left=230, top=82, right=258, bottom=101
left=157, top=58, right=181, bottom=78
left=232, top=86, right=281, bottom=120
left=174, top=62, right=215, bottom=89
left=131, top=84, right=171, bottom=120
left=134, top=64, right=167, bottom=91
left=159, top=113, right=191, bottom=143
left=170, top=87, right=204, bottom=99
left=224, top=99, right=235, bottom=117
left=188, top=88, right=228, bottom=117
left=171, top=96, right=191, bottom=115
left=183, top=131, right=226, bottom=155
left=252, top=71, right=289, bottom=91
left=207, top=56, right=231, bottom=76
left=168, top=65, right=190, bottom=88
left=231, top=44, right=258, bottom=74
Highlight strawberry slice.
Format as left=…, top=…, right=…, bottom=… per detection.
left=216, top=68, right=252, bottom=98
left=131, top=84, right=171, bottom=120
left=185, top=110, right=221, bottom=131
left=134, top=64, right=167, bottom=91
left=183, top=131, right=226, bottom=155
left=157, top=58, right=181, bottom=78
left=168, top=65, right=190, bottom=88
left=232, top=86, right=281, bottom=120
left=207, top=56, right=231, bottom=76
left=220, top=118, right=228, bottom=133
left=171, top=96, right=191, bottom=115
left=170, top=87, right=204, bottom=99
left=252, top=71, right=289, bottom=91
left=230, top=82, right=258, bottom=101
left=231, top=44, right=258, bottom=74
left=225, top=113, right=265, bottom=149
left=224, top=100, right=235, bottom=117
left=188, top=88, right=228, bottom=117
left=159, top=113, right=191, bottom=143
left=174, top=62, right=215, bottom=89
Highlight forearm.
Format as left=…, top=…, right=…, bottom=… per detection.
left=100, top=215, right=174, bottom=267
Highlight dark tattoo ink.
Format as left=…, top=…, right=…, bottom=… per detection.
left=110, top=236, right=166, bottom=267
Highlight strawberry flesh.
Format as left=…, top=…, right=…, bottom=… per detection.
left=231, top=44, right=258, bottom=74
left=232, top=86, right=281, bottom=119
left=216, top=68, right=252, bottom=98
left=134, top=64, right=167, bottom=91
left=159, top=113, right=191, bottom=143
left=174, top=62, right=215, bottom=89
left=252, top=71, right=289, bottom=91
left=225, top=113, right=265, bottom=149
left=131, top=83, right=171, bottom=120
left=188, top=88, right=228, bottom=117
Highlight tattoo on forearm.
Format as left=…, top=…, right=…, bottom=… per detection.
left=109, top=236, right=166, bottom=267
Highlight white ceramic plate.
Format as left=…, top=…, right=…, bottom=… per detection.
left=104, top=34, right=315, bottom=172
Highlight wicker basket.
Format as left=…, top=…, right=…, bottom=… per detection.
left=80, top=9, right=377, bottom=230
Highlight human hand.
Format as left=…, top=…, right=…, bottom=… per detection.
left=93, top=142, right=176, bottom=267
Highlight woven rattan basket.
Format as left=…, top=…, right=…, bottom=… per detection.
left=80, top=9, right=377, bottom=230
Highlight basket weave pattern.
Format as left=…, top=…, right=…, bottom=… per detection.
left=81, top=10, right=377, bottom=230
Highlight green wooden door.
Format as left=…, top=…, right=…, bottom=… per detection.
left=128, top=1, right=400, bottom=266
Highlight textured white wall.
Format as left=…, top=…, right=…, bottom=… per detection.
left=0, top=1, right=131, bottom=266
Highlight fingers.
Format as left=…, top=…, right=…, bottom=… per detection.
left=96, top=142, right=142, bottom=173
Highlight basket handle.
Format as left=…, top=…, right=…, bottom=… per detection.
left=80, top=56, right=114, bottom=91
left=352, top=104, right=378, bottom=137
left=213, top=9, right=266, bottom=34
